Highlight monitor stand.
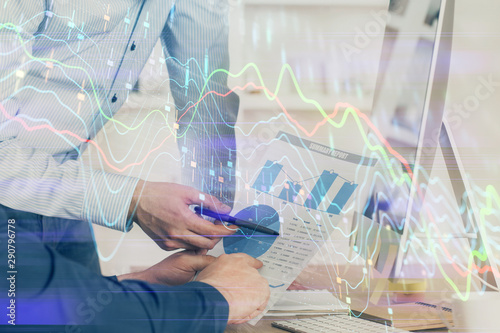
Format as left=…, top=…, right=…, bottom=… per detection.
left=392, top=120, right=499, bottom=291
left=438, top=120, right=499, bottom=290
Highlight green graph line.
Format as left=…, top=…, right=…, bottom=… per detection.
left=0, top=22, right=172, bottom=132
left=430, top=185, right=500, bottom=301
left=198, top=65, right=409, bottom=186
left=3, top=21, right=411, bottom=187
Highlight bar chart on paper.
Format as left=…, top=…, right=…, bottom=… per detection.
left=218, top=131, right=376, bottom=261
left=221, top=158, right=360, bottom=260
left=251, top=159, right=359, bottom=215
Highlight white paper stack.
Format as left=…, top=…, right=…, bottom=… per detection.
left=266, top=289, right=349, bottom=317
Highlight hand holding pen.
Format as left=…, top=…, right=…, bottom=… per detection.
left=194, top=206, right=280, bottom=236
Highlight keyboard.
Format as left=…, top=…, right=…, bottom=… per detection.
left=272, top=314, right=409, bottom=333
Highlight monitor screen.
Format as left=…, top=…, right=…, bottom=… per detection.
left=368, top=0, right=458, bottom=278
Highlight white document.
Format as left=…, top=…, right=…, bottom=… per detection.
left=208, top=131, right=378, bottom=324
left=266, top=289, right=348, bottom=316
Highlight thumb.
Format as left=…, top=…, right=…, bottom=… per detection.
left=193, top=192, right=232, bottom=215
left=189, top=254, right=217, bottom=272
left=194, top=249, right=208, bottom=256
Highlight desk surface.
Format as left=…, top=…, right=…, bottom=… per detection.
left=225, top=264, right=458, bottom=332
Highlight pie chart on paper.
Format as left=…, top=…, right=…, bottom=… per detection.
left=223, top=204, right=280, bottom=258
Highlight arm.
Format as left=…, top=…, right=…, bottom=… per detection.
left=0, top=223, right=229, bottom=331
left=1, top=215, right=269, bottom=329
left=0, top=3, right=138, bottom=232
left=161, top=0, right=239, bottom=206
left=126, top=0, right=242, bottom=250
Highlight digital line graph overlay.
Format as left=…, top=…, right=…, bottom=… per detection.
left=2, top=12, right=500, bottom=302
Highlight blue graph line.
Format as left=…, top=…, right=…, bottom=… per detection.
left=269, top=284, right=285, bottom=288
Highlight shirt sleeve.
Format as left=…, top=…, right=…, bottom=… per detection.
left=0, top=221, right=229, bottom=331
left=0, top=2, right=138, bottom=232
left=162, top=0, right=239, bottom=116
left=161, top=0, right=240, bottom=206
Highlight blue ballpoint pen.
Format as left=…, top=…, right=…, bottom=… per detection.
left=194, top=206, right=279, bottom=236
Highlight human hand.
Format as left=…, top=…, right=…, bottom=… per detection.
left=196, top=253, right=270, bottom=324
left=129, top=180, right=237, bottom=250
left=117, top=249, right=215, bottom=286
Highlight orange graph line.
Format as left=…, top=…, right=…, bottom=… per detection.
left=1, top=85, right=493, bottom=278
left=0, top=102, right=172, bottom=173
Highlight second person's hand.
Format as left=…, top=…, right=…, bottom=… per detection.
left=117, top=249, right=214, bottom=286
left=196, top=253, right=271, bottom=324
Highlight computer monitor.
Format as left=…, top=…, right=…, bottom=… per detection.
left=389, top=0, right=455, bottom=278
left=366, top=0, right=499, bottom=288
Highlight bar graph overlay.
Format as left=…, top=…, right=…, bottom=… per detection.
left=252, top=160, right=283, bottom=193
left=252, top=160, right=358, bottom=215
left=278, top=181, right=302, bottom=202
left=328, top=182, right=358, bottom=215
left=304, top=170, right=338, bottom=210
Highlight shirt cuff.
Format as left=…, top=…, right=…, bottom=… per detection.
left=158, top=281, right=230, bottom=331
left=81, top=169, right=140, bottom=232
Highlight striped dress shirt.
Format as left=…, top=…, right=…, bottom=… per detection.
left=0, top=0, right=239, bottom=231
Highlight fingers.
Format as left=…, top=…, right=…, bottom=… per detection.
left=158, top=224, right=228, bottom=250
left=214, top=219, right=239, bottom=232
left=188, top=254, right=217, bottom=272
left=157, top=233, right=214, bottom=251
left=229, top=294, right=270, bottom=325
left=158, top=238, right=197, bottom=251
left=155, top=207, right=236, bottom=250
left=175, top=250, right=217, bottom=270
left=196, top=252, right=269, bottom=325
left=194, top=248, right=208, bottom=256
left=221, top=253, right=264, bottom=270
left=239, top=254, right=264, bottom=269
left=243, top=307, right=266, bottom=323
left=187, top=190, right=232, bottom=215
left=246, top=299, right=269, bottom=320
left=186, top=211, right=237, bottom=237
left=171, top=230, right=220, bottom=249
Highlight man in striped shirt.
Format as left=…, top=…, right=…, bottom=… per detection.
left=0, top=0, right=269, bottom=330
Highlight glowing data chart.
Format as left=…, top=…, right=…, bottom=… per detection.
left=223, top=205, right=280, bottom=258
